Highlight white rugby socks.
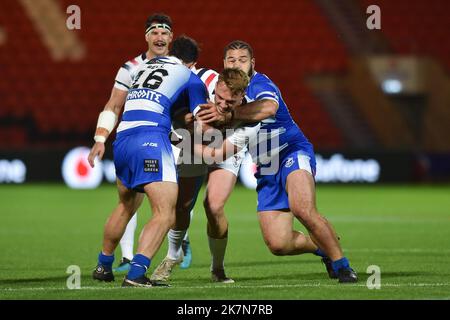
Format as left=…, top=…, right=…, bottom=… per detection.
left=119, top=212, right=137, bottom=261
left=167, top=229, right=186, bottom=260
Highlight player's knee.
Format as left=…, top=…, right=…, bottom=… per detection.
left=203, top=196, right=225, bottom=216
left=117, top=202, right=136, bottom=218
left=153, top=210, right=176, bottom=228
left=269, top=247, right=288, bottom=256
left=266, top=239, right=289, bottom=256
left=291, top=205, right=317, bottom=225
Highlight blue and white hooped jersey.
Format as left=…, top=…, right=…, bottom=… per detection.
left=245, top=72, right=313, bottom=164
left=116, top=56, right=208, bottom=137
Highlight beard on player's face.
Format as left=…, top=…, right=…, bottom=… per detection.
left=224, top=49, right=254, bottom=78
left=225, top=60, right=253, bottom=78
left=247, top=64, right=254, bottom=77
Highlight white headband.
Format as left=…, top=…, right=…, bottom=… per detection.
left=145, top=23, right=172, bottom=35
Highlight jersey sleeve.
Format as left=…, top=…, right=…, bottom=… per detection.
left=199, top=69, right=219, bottom=100
left=227, top=122, right=261, bottom=150
left=187, top=73, right=208, bottom=115
left=250, top=80, right=280, bottom=105
left=113, top=64, right=132, bottom=91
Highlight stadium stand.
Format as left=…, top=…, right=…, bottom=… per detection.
left=0, top=0, right=347, bottom=148
left=359, top=0, right=450, bottom=70
left=0, top=0, right=449, bottom=150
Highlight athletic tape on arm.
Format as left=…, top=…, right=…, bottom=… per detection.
left=94, top=110, right=117, bottom=142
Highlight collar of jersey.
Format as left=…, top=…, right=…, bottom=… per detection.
left=152, top=56, right=183, bottom=65
left=250, top=71, right=258, bottom=81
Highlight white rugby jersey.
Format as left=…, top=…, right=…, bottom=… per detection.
left=192, top=67, right=218, bottom=100
left=192, top=67, right=260, bottom=152
left=114, top=53, right=149, bottom=91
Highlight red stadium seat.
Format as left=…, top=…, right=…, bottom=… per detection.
left=10, top=0, right=435, bottom=148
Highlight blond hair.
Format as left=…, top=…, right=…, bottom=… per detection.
left=218, top=68, right=249, bottom=96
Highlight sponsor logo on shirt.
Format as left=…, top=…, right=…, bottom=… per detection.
left=232, top=155, right=241, bottom=168
left=144, top=159, right=159, bottom=173
left=127, top=88, right=162, bottom=103
left=142, top=142, right=158, bottom=147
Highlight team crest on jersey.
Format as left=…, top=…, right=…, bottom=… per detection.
left=232, top=155, right=241, bottom=168
left=285, top=157, right=294, bottom=168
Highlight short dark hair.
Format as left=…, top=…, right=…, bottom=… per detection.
left=169, top=35, right=200, bottom=64
left=145, top=13, right=172, bottom=31
left=223, top=40, right=254, bottom=59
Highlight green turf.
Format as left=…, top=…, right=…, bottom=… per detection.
left=0, top=183, right=449, bottom=300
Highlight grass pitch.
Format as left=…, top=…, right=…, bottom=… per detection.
left=0, top=183, right=449, bottom=300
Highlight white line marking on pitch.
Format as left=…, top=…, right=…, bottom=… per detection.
left=1, top=283, right=450, bottom=292
left=346, top=248, right=450, bottom=253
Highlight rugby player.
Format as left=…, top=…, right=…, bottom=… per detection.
left=114, top=35, right=219, bottom=272
left=151, top=36, right=234, bottom=282
left=88, top=50, right=208, bottom=287
left=151, top=67, right=256, bottom=284
left=167, top=35, right=220, bottom=270
left=101, top=13, right=176, bottom=273
left=195, top=40, right=358, bottom=283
